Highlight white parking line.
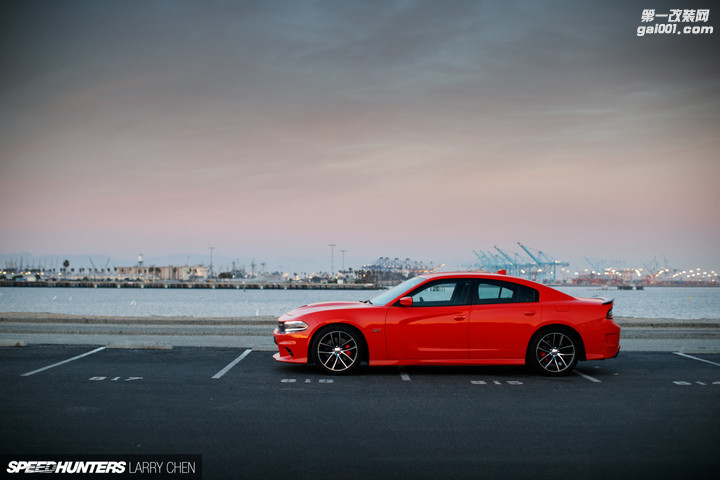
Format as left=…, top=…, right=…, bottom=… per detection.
left=399, top=367, right=411, bottom=381
left=573, top=369, right=602, bottom=383
left=673, top=352, right=720, bottom=367
left=212, top=349, right=252, bottom=379
left=21, top=347, right=107, bottom=377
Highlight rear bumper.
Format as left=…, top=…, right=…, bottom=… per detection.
left=585, top=322, right=621, bottom=361
left=588, top=328, right=620, bottom=360
left=605, top=331, right=621, bottom=357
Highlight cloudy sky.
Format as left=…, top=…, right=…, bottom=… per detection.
left=1, top=0, right=718, bottom=272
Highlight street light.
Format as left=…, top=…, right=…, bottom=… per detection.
left=209, top=247, right=215, bottom=279
left=329, top=244, right=336, bottom=277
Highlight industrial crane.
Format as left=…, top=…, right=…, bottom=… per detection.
left=471, top=242, right=569, bottom=284
left=518, top=242, right=569, bottom=283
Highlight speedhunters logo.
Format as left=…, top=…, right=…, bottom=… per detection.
left=2, top=455, right=201, bottom=478
left=7, top=461, right=125, bottom=474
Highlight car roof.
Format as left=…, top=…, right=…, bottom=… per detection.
left=419, top=271, right=520, bottom=280
left=416, top=271, right=568, bottom=297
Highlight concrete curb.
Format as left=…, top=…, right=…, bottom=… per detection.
left=1, top=312, right=719, bottom=353
left=0, top=312, right=277, bottom=325
left=1, top=312, right=719, bottom=329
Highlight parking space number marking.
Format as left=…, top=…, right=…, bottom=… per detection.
left=89, top=376, right=143, bottom=382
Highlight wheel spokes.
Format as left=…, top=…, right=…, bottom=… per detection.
left=317, top=331, right=358, bottom=372
left=536, top=332, right=575, bottom=372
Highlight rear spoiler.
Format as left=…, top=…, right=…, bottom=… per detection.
left=593, top=296, right=615, bottom=305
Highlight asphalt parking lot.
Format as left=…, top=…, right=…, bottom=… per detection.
left=1, top=346, right=719, bottom=479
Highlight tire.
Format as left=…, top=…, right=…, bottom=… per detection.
left=528, top=328, right=579, bottom=376
left=311, top=325, right=364, bottom=375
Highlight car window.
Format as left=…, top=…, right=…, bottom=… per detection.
left=477, top=283, right=503, bottom=301
left=406, top=280, right=471, bottom=307
left=516, top=284, right=539, bottom=303
left=475, top=281, right=538, bottom=304
left=368, top=276, right=425, bottom=306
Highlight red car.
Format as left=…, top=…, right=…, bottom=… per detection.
left=273, top=272, right=620, bottom=376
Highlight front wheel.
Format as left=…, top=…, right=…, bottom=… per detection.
left=528, top=328, right=579, bottom=376
left=312, top=326, right=363, bottom=375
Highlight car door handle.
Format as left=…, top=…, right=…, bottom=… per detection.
left=453, top=314, right=467, bottom=321
left=524, top=311, right=536, bottom=316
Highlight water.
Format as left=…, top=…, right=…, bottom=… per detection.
left=0, top=286, right=718, bottom=320
left=555, top=286, right=720, bottom=320
left=0, top=287, right=381, bottom=318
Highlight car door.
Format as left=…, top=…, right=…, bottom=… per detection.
left=385, top=279, right=471, bottom=360
left=469, top=280, right=540, bottom=360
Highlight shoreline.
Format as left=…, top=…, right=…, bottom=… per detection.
left=1, top=311, right=718, bottom=328
left=0, top=280, right=380, bottom=290
left=1, top=281, right=718, bottom=289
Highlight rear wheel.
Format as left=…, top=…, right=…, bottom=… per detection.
left=528, top=328, right=579, bottom=376
left=312, top=326, right=363, bottom=375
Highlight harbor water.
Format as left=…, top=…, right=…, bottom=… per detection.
left=0, top=286, right=718, bottom=320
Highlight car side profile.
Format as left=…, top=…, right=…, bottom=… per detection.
left=273, top=272, right=620, bottom=376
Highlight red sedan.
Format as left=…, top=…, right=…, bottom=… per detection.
left=273, top=272, right=620, bottom=376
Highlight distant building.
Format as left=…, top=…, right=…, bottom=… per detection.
left=115, top=265, right=209, bottom=281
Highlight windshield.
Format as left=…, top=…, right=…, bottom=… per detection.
left=368, top=276, right=426, bottom=306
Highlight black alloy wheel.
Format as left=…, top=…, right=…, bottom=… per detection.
left=529, top=328, right=579, bottom=376
left=313, top=326, right=363, bottom=375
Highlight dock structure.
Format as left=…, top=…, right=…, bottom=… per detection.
left=0, top=280, right=379, bottom=290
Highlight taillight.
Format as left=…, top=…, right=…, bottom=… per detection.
left=606, top=307, right=614, bottom=320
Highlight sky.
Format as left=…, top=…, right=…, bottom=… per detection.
left=1, top=0, right=719, bottom=273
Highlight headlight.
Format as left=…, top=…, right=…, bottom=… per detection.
left=279, top=320, right=309, bottom=333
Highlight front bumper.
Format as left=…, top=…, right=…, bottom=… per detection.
left=273, top=328, right=310, bottom=364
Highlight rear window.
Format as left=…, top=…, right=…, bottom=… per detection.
left=474, top=281, right=538, bottom=304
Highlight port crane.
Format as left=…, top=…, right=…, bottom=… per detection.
left=470, top=243, right=569, bottom=283
left=494, top=245, right=525, bottom=277
left=517, top=242, right=569, bottom=283
left=364, top=257, right=436, bottom=275
left=88, top=257, right=98, bottom=280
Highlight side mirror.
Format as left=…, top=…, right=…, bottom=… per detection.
left=399, top=297, right=413, bottom=307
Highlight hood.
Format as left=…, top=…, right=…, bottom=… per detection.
left=282, top=301, right=369, bottom=317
